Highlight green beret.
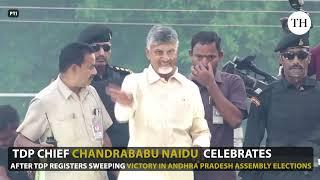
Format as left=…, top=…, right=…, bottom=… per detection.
left=78, top=24, right=112, bottom=44
left=274, top=32, right=309, bottom=52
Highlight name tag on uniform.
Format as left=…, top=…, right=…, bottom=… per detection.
left=92, top=108, right=103, bottom=141
left=212, top=106, right=223, bottom=124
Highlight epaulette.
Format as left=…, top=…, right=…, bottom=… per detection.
left=250, top=96, right=261, bottom=107
left=250, top=82, right=275, bottom=107
left=110, top=65, right=133, bottom=74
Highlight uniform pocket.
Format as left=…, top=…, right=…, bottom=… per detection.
left=51, top=113, right=79, bottom=146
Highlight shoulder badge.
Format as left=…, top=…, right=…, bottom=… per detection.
left=299, top=39, right=304, bottom=46
left=111, top=65, right=133, bottom=74
left=250, top=96, right=261, bottom=107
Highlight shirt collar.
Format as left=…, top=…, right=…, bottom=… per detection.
left=215, top=70, right=223, bottom=83
left=147, top=65, right=183, bottom=84
left=57, top=74, right=90, bottom=100
left=281, top=76, right=316, bottom=89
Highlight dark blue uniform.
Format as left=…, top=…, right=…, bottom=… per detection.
left=240, top=77, right=320, bottom=180
left=91, top=65, right=132, bottom=148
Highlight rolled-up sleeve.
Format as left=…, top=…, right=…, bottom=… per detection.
left=239, top=95, right=267, bottom=180
left=189, top=87, right=211, bottom=147
left=16, top=98, right=48, bottom=141
left=115, top=74, right=137, bottom=123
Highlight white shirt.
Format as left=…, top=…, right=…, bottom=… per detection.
left=115, top=65, right=210, bottom=180
left=115, top=65, right=211, bottom=148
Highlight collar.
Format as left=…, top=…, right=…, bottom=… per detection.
left=103, top=64, right=112, bottom=78
left=146, top=65, right=183, bottom=84
left=215, top=70, right=223, bottom=83
left=281, top=76, right=316, bottom=89
left=57, top=74, right=90, bottom=100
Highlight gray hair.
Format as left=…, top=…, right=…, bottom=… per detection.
left=146, top=25, right=179, bottom=49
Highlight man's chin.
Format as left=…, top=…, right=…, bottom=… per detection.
left=288, top=72, right=306, bottom=79
left=158, top=67, right=174, bottom=75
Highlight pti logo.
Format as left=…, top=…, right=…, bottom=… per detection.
left=287, top=11, right=311, bottom=35
left=8, top=9, right=19, bottom=18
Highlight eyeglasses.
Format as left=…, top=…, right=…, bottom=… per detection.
left=91, top=44, right=111, bottom=52
left=281, top=50, right=309, bottom=61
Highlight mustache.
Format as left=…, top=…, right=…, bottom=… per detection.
left=96, top=56, right=106, bottom=61
left=289, top=65, right=303, bottom=69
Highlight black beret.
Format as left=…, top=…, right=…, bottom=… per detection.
left=274, top=32, right=309, bottom=52
left=78, top=24, right=112, bottom=44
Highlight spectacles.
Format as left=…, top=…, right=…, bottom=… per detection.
left=281, top=50, right=309, bottom=61
left=91, top=44, right=111, bottom=52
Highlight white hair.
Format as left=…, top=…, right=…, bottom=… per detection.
left=146, top=25, right=179, bottom=50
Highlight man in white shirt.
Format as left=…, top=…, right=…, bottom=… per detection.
left=107, top=25, right=211, bottom=180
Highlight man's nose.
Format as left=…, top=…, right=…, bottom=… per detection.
left=97, top=47, right=105, bottom=56
left=160, top=54, right=170, bottom=61
left=291, top=56, right=302, bottom=65
left=201, top=58, right=210, bottom=65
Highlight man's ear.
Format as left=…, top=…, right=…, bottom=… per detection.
left=219, top=51, right=224, bottom=61
left=307, top=55, right=311, bottom=64
left=189, top=49, right=193, bottom=57
left=145, top=48, right=150, bottom=62
left=279, top=54, right=284, bottom=65
left=70, top=64, right=79, bottom=73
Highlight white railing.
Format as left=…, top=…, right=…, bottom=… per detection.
left=0, top=93, right=36, bottom=97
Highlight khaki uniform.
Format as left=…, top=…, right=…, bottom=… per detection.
left=17, top=76, right=113, bottom=180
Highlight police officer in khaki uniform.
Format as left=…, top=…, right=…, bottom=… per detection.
left=14, top=42, right=113, bottom=180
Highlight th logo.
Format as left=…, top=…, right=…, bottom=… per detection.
left=291, top=18, right=308, bottom=28
left=287, top=11, right=311, bottom=35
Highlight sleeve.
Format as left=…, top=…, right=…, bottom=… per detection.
left=243, top=95, right=267, bottom=147
left=91, top=87, right=113, bottom=131
left=114, top=74, right=137, bottom=122
left=189, top=86, right=211, bottom=147
left=229, top=75, right=248, bottom=117
left=239, top=95, right=267, bottom=180
left=16, top=98, right=48, bottom=141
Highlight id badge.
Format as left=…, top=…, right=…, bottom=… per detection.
left=212, top=106, right=223, bottom=124
left=92, top=108, right=103, bottom=141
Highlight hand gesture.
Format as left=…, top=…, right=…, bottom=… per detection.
left=106, top=84, right=133, bottom=107
left=191, top=61, right=215, bottom=89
